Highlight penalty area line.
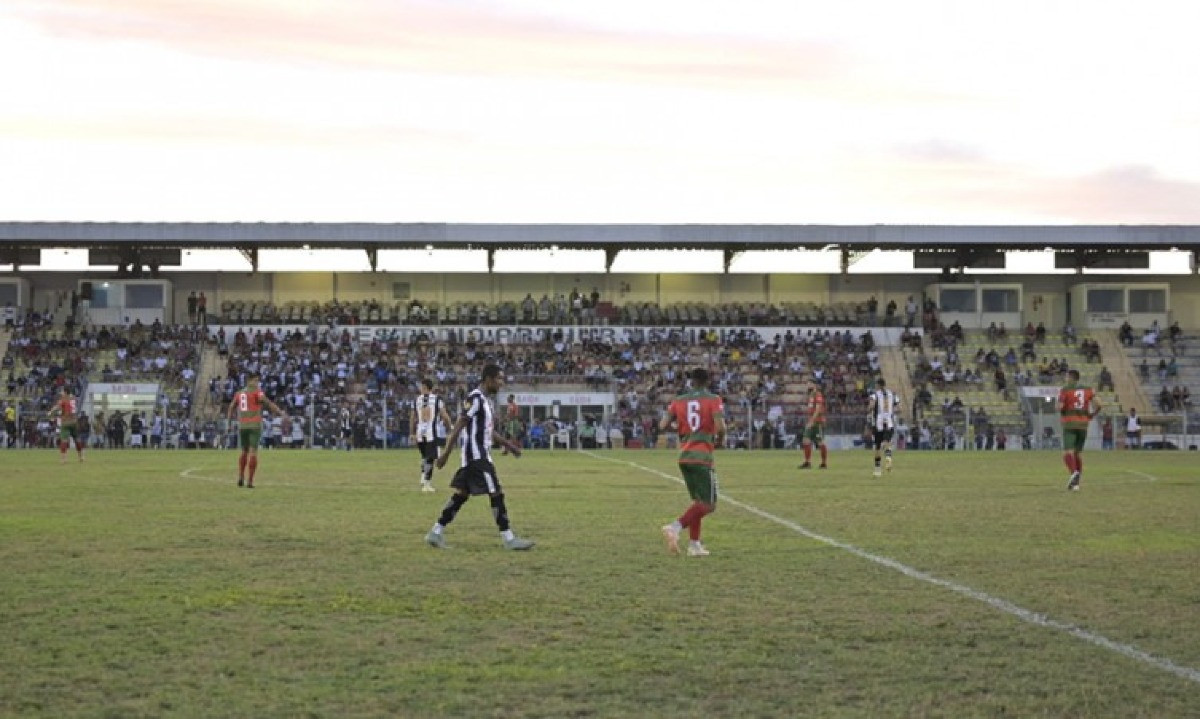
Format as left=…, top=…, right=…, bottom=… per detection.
left=581, top=451, right=1200, bottom=687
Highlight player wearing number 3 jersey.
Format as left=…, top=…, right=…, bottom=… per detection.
left=659, top=368, right=727, bottom=557
left=1058, top=369, right=1100, bottom=491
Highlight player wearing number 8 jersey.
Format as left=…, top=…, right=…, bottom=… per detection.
left=226, top=373, right=285, bottom=488
left=1058, top=369, right=1100, bottom=491
left=659, top=368, right=727, bottom=557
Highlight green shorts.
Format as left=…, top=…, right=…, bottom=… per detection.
left=58, top=424, right=77, bottom=441
left=679, top=463, right=718, bottom=505
left=1062, top=428, right=1087, bottom=452
left=239, top=427, right=262, bottom=450
left=804, top=423, right=825, bottom=445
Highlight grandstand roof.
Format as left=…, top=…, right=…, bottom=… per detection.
left=1, top=222, right=1198, bottom=251
left=2, top=222, right=1197, bottom=272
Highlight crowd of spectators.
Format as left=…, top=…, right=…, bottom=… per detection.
left=1, top=316, right=202, bottom=446
left=210, top=322, right=883, bottom=450
left=217, top=295, right=930, bottom=329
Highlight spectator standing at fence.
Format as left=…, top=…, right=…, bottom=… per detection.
left=1125, top=409, right=1142, bottom=449
left=1101, top=416, right=1114, bottom=450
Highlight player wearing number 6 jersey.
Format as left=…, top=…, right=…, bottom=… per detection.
left=1058, top=369, right=1100, bottom=491
left=659, top=368, right=727, bottom=557
left=226, top=373, right=285, bottom=489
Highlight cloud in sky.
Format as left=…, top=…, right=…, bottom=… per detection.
left=2, top=0, right=1199, bottom=223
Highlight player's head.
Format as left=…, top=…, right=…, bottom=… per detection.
left=60, top=386, right=70, bottom=397
left=1067, top=369, right=1080, bottom=383
left=876, top=378, right=886, bottom=388
left=689, top=367, right=709, bottom=388
left=247, top=372, right=260, bottom=388
left=419, top=378, right=433, bottom=392
left=481, top=364, right=504, bottom=393
left=507, top=394, right=515, bottom=402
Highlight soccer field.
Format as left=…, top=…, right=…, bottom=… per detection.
left=2, top=448, right=1198, bottom=717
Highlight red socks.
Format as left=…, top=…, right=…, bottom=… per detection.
left=1074, top=453, right=1082, bottom=473
left=59, top=441, right=69, bottom=456
left=819, top=445, right=828, bottom=464
left=803, top=444, right=812, bottom=462
left=1063, top=452, right=1077, bottom=473
left=248, top=456, right=258, bottom=483
left=238, top=453, right=248, bottom=479
left=678, top=502, right=714, bottom=541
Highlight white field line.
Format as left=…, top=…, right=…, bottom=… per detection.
left=1124, top=469, right=1160, bottom=482
left=582, top=451, right=1200, bottom=687
left=179, top=467, right=377, bottom=491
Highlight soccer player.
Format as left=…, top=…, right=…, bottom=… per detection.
left=411, top=379, right=453, bottom=492
left=425, top=365, right=534, bottom=550
left=226, top=373, right=285, bottom=489
left=867, top=378, right=899, bottom=477
left=49, top=387, right=84, bottom=464
left=799, top=381, right=828, bottom=470
left=1059, top=369, right=1100, bottom=491
left=659, top=368, right=727, bottom=557
left=339, top=407, right=354, bottom=451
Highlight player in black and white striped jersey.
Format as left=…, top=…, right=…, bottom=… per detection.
left=425, top=365, right=534, bottom=551
left=411, top=379, right=453, bottom=492
left=868, top=378, right=900, bottom=477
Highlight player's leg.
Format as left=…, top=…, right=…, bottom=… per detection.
left=873, top=430, right=883, bottom=476
left=1063, top=429, right=1082, bottom=490
left=58, top=427, right=70, bottom=464
left=419, top=441, right=436, bottom=491
left=799, top=432, right=813, bottom=468
left=237, top=429, right=250, bottom=486
left=1071, top=432, right=1085, bottom=489
left=675, top=464, right=716, bottom=556
left=883, top=433, right=893, bottom=472
left=475, top=464, right=533, bottom=550
left=246, top=445, right=259, bottom=487
left=427, top=465, right=475, bottom=547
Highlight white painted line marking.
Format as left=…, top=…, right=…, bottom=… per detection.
left=583, top=451, right=1200, bottom=686
left=178, top=467, right=376, bottom=490
left=1124, top=469, right=1159, bottom=482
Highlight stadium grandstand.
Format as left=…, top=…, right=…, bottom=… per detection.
left=3, top=222, right=1200, bottom=453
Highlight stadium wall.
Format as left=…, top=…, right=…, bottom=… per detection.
left=10, top=271, right=1200, bottom=329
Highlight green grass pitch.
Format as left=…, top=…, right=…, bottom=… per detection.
left=2, top=448, right=1198, bottom=717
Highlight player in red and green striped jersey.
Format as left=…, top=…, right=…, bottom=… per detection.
left=49, top=387, right=83, bottom=464
left=225, top=373, right=285, bottom=489
left=659, top=368, right=727, bottom=557
left=1058, top=369, right=1100, bottom=491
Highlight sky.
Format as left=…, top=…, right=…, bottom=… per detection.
left=2, top=0, right=1199, bottom=227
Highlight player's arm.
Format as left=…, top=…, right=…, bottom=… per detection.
left=1090, top=394, right=1102, bottom=419
left=493, top=432, right=522, bottom=457
left=263, top=395, right=286, bottom=417
left=658, top=404, right=676, bottom=433
left=434, top=414, right=469, bottom=469
left=226, top=395, right=237, bottom=422
left=409, top=406, right=418, bottom=440
left=714, top=412, right=727, bottom=449
left=438, top=402, right=454, bottom=431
